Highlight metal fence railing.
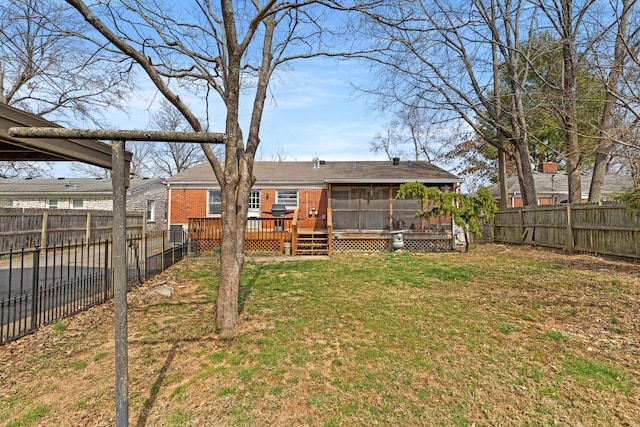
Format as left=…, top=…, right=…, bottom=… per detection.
left=0, top=230, right=186, bottom=345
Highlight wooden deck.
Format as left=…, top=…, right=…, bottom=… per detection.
left=187, top=214, right=452, bottom=255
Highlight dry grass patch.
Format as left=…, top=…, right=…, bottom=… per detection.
left=1, top=244, right=639, bottom=426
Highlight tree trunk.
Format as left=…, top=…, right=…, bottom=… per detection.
left=216, top=175, right=245, bottom=333
left=464, top=226, right=470, bottom=253
left=215, top=18, right=244, bottom=332
left=498, top=146, right=508, bottom=207
left=510, top=80, right=538, bottom=206
left=589, top=151, right=609, bottom=202
left=565, top=129, right=582, bottom=203
left=589, top=0, right=634, bottom=202
left=564, top=76, right=582, bottom=203
left=562, top=30, right=582, bottom=203
left=491, top=22, right=509, bottom=209
left=215, top=7, right=273, bottom=334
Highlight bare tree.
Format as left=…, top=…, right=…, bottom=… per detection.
left=0, top=161, right=48, bottom=178
left=357, top=0, right=540, bottom=205
left=588, top=0, right=636, bottom=201
left=150, top=99, right=210, bottom=177
left=64, top=0, right=368, bottom=333
left=0, top=0, right=132, bottom=177
left=535, top=0, right=599, bottom=203
left=370, top=107, right=452, bottom=162
left=69, top=140, right=155, bottom=178
left=256, top=145, right=288, bottom=161
left=0, top=0, right=133, bottom=120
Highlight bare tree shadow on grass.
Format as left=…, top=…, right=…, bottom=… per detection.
left=135, top=342, right=179, bottom=427
left=238, top=262, right=265, bottom=315
left=134, top=262, right=269, bottom=425
left=131, top=336, right=224, bottom=427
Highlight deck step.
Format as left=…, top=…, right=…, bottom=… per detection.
left=295, top=232, right=330, bottom=255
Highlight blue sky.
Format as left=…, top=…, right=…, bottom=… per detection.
left=51, top=57, right=390, bottom=177
left=255, top=59, right=387, bottom=162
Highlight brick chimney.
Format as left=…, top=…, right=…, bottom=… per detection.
left=538, top=162, right=558, bottom=173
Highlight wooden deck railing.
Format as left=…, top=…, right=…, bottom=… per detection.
left=188, top=216, right=295, bottom=253
left=327, top=208, right=333, bottom=255
left=291, top=208, right=299, bottom=256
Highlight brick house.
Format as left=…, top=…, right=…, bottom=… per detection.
left=489, top=162, right=634, bottom=208
left=167, top=159, right=462, bottom=254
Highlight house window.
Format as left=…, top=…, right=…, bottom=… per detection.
left=47, top=199, right=58, bottom=209
left=0, top=199, right=12, bottom=207
left=248, top=190, right=261, bottom=218
left=146, top=200, right=155, bottom=221
left=249, top=190, right=260, bottom=210
left=208, top=190, right=222, bottom=216
left=276, top=190, right=298, bottom=207
left=72, top=199, right=84, bottom=209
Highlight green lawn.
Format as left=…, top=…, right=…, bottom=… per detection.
left=1, top=245, right=639, bottom=426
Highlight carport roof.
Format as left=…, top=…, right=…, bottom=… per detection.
left=0, top=103, right=129, bottom=168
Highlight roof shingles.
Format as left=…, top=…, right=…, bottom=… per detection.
left=167, top=160, right=461, bottom=186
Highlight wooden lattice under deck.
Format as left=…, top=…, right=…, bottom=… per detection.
left=403, top=238, right=452, bottom=252
left=331, top=232, right=453, bottom=253
left=190, top=237, right=286, bottom=254
left=332, top=238, right=389, bottom=252
left=191, top=238, right=221, bottom=253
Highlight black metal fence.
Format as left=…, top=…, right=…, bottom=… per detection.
left=0, top=231, right=186, bottom=344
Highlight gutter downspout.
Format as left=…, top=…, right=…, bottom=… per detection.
left=167, top=183, right=172, bottom=235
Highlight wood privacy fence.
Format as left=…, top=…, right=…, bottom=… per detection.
left=493, top=203, right=640, bottom=258
left=0, top=208, right=145, bottom=252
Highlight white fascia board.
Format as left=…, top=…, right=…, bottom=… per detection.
left=0, top=191, right=112, bottom=198
left=324, top=178, right=463, bottom=184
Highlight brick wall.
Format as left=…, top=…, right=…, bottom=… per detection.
left=169, top=187, right=329, bottom=229
left=296, top=188, right=328, bottom=229
left=170, top=188, right=208, bottom=226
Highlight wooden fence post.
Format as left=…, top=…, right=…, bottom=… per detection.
left=518, top=208, right=524, bottom=244
left=566, top=205, right=573, bottom=253
left=86, top=212, right=92, bottom=243
left=40, top=210, right=48, bottom=247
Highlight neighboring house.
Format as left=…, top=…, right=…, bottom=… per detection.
left=489, top=162, right=634, bottom=208
left=167, top=159, right=462, bottom=253
left=0, top=177, right=167, bottom=231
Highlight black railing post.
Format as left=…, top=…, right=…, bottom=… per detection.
left=170, top=231, right=175, bottom=266
left=161, top=234, right=165, bottom=272
left=144, top=233, right=149, bottom=281
left=104, top=239, right=110, bottom=302
left=142, top=232, right=147, bottom=281
left=30, top=246, right=41, bottom=331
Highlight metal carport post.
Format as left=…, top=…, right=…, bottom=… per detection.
left=9, top=126, right=224, bottom=427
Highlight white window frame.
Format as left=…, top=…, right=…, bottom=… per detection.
left=146, top=200, right=155, bottom=221
left=248, top=190, right=261, bottom=210
left=72, top=199, right=84, bottom=209
left=247, top=189, right=261, bottom=218
left=207, top=190, right=222, bottom=216
left=276, top=190, right=298, bottom=207
left=47, top=199, right=58, bottom=209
